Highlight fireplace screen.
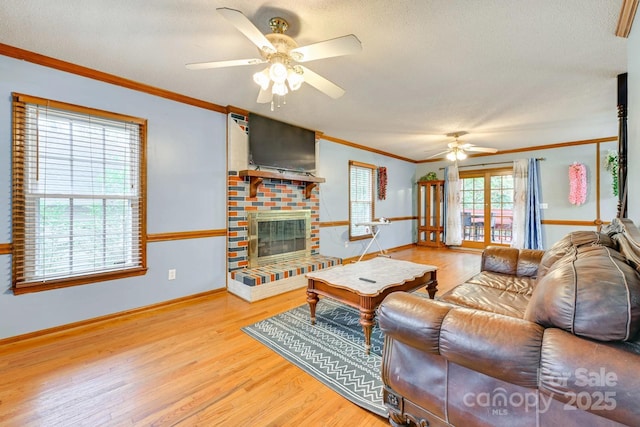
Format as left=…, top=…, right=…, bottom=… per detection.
left=248, top=210, right=311, bottom=267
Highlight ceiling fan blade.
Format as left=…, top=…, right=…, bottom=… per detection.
left=256, top=87, right=272, bottom=103
left=427, top=150, right=450, bottom=159
left=299, top=66, right=345, bottom=98
left=466, top=146, right=498, bottom=153
left=291, top=34, right=362, bottom=63
left=185, top=58, right=265, bottom=70
left=216, top=7, right=276, bottom=54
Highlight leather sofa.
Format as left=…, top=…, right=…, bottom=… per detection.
left=378, top=218, right=640, bottom=427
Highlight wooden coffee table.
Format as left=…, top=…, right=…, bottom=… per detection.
left=305, top=257, right=438, bottom=354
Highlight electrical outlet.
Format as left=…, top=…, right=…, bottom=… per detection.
left=540, top=203, right=549, bottom=209
left=344, top=241, right=349, bottom=248
left=168, top=269, right=176, bottom=280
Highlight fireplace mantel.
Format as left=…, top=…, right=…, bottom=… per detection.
left=239, top=170, right=326, bottom=199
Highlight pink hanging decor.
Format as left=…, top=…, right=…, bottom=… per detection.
left=377, top=166, right=387, bottom=200
left=568, top=162, right=587, bottom=205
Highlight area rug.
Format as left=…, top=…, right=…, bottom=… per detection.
left=242, top=299, right=387, bottom=417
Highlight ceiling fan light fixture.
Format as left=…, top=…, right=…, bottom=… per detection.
left=253, top=67, right=271, bottom=90
left=290, top=51, right=304, bottom=61
left=272, top=81, right=289, bottom=96
left=430, top=131, right=497, bottom=161
left=287, top=67, right=304, bottom=91
left=261, top=45, right=276, bottom=55
left=445, top=147, right=467, bottom=161
left=269, top=61, right=288, bottom=84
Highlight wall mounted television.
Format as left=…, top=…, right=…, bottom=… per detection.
left=248, top=113, right=316, bottom=173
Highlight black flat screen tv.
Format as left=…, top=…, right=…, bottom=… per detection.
left=248, top=113, right=316, bottom=173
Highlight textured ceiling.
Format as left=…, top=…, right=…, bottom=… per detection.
left=0, top=0, right=628, bottom=161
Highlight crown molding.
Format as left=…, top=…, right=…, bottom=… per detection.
left=616, top=0, right=638, bottom=38
left=0, top=43, right=226, bottom=113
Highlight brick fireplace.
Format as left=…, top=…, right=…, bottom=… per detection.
left=227, top=171, right=321, bottom=271
left=226, top=170, right=340, bottom=301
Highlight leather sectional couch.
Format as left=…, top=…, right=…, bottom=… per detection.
left=378, top=218, right=640, bottom=427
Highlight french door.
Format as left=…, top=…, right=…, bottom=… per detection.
left=459, top=168, right=513, bottom=249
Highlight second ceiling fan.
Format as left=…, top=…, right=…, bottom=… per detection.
left=431, top=132, right=498, bottom=161
left=186, top=7, right=362, bottom=109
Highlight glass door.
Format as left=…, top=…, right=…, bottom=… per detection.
left=460, top=168, right=513, bottom=248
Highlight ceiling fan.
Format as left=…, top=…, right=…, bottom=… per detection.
left=186, top=7, right=362, bottom=109
left=429, top=132, right=498, bottom=161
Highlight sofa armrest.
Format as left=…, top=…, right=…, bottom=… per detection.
left=378, top=292, right=453, bottom=353
left=539, top=328, right=640, bottom=426
left=379, top=292, right=544, bottom=388
left=481, top=245, right=544, bottom=277
left=440, top=305, right=544, bottom=388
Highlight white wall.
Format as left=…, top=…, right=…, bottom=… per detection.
left=317, top=139, right=416, bottom=259
left=415, top=141, right=618, bottom=248
left=627, top=25, right=640, bottom=221
left=0, top=55, right=228, bottom=339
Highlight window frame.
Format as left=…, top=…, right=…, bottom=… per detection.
left=11, top=93, right=148, bottom=294
left=459, top=167, right=513, bottom=248
left=348, top=160, right=376, bottom=241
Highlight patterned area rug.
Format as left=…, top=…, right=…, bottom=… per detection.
left=242, top=299, right=387, bottom=417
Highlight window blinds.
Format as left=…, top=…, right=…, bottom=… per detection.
left=12, top=94, right=147, bottom=291
left=349, top=161, right=375, bottom=238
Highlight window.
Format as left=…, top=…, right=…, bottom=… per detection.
left=12, top=93, right=147, bottom=293
left=349, top=161, right=375, bottom=240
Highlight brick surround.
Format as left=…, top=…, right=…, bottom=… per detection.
left=227, top=170, right=322, bottom=273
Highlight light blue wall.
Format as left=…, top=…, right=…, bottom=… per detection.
left=317, top=139, right=416, bottom=259
left=416, top=141, right=619, bottom=248
left=0, top=55, right=227, bottom=339
left=1, top=38, right=634, bottom=339
left=628, top=26, right=639, bottom=222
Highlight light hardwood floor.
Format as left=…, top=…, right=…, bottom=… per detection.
left=0, top=247, right=481, bottom=427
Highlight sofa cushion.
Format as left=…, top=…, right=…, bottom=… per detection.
left=465, top=271, right=536, bottom=295
left=440, top=280, right=532, bottom=318
left=516, top=249, right=545, bottom=277
left=537, top=231, right=617, bottom=281
left=481, top=246, right=519, bottom=275
left=525, top=245, right=640, bottom=341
